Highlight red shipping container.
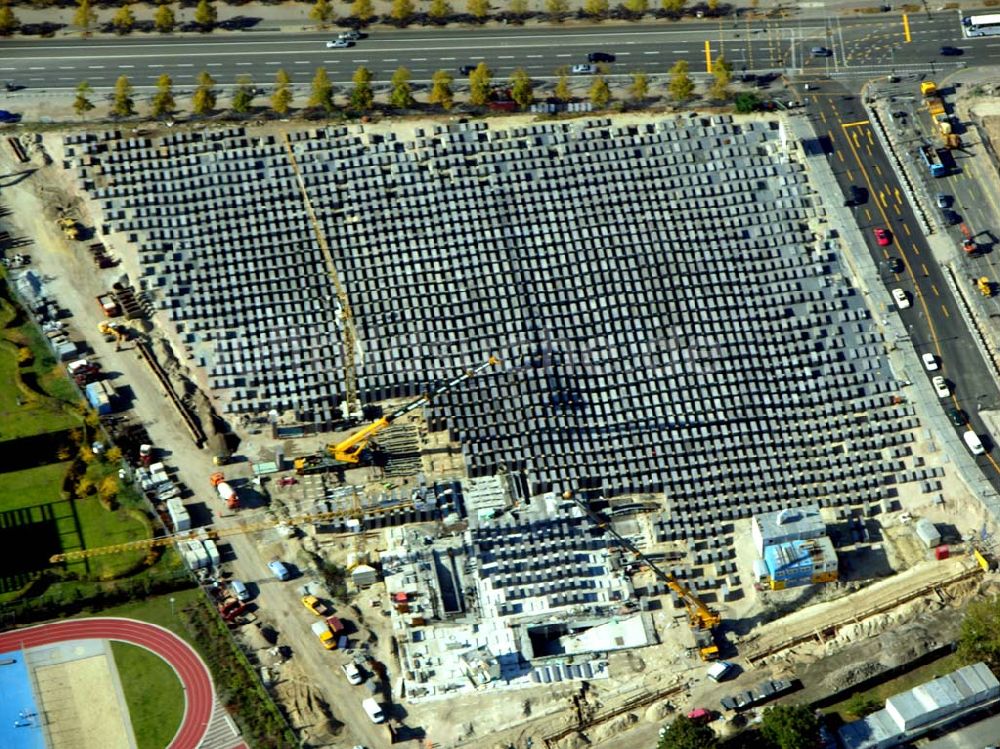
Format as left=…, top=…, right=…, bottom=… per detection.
left=935, top=545, right=950, bottom=560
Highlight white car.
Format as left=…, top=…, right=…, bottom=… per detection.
left=326, top=39, right=351, bottom=48
left=922, top=353, right=938, bottom=371
left=342, top=662, right=363, bottom=685
left=339, top=29, right=361, bottom=41
left=892, top=288, right=910, bottom=309
left=932, top=376, right=950, bottom=398
left=571, top=64, right=596, bottom=74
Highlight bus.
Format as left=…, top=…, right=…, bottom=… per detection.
left=962, top=13, right=1000, bottom=36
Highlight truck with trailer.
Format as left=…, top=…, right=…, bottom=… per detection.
left=209, top=472, right=239, bottom=510
left=920, top=82, right=961, bottom=149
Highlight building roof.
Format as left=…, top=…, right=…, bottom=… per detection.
left=763, top=536, right=837, bottom=578
left=838, top=709, right=903, bottom=749
left=754, top=503, right=825, bottom=544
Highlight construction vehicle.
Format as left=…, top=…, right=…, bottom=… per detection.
left=920, top=81, right=961, bottom=149
left=98, top=321, right=130, bottom=350
left=918, top=143, right=946, bottom=177
left=57, top=216, right=80, bottom=240
left=563, top=491, right=723, bottom=661
left=963, top=237, right=977, bottom=255
left=209, top=472, right=240, bottom=510
left=311, top=618, right=338, bottom=649
left=67, top=358, right=101, bottom=385
left=294, top=356, right=500, bottom=474
left=302, top=595, right=330, bottom=616
left=977, top=277, right=994, bottom=297
left=139, top=443, right=154, bottom=467
left=96, top=293, right=121, bottom=317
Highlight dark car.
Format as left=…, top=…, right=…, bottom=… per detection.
left=844, top=185, right=867, bottom=206
left=587, top=52, right=615, bottom=63
left=949, top=408, right=967, bottom=427
left=885, top=257, right=904, bottom=274
left=0, top=110, right=20, bottom=124
left=939, top=46, right=963, bottom=56
left=942, top=209, right=961, bottom=226
left=459, top=65, right=477, bottom=75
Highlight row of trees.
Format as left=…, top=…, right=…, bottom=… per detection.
left=74, top=58, right=734, bottom=119
left=658, top=704, right=819, bottom=749
left=0, top=0, right=721, bottom=36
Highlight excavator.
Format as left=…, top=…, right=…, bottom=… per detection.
left=294, top=356, right=500, bottom=475
left=57, top=216, right=80, bottom=241
left=98, top=321, right=130, bottom=351
left=563, top=490, right=724, bottom=661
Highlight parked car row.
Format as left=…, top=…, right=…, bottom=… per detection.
left=719, top=678, right=795, bottom=712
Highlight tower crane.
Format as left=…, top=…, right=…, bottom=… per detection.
left=294, top=356, right=500, bottom=474
left=49, top=500, right=413, bottom=564
left=563, top=491, right=723, bottom=662
left=282, top=132, right=362, bottom=420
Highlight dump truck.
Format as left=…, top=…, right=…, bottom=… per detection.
left=918, top=144, right=946, bottom=177
left=311, top=619, right=337, bottom=649
left=209, top=472, right=240, bottom=509
left=96, top=293, right=121, bottom=317
left=302, top=595, right=330, bottom=616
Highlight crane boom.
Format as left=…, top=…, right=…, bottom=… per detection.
left=563, top=491, right=722, bottom=659
left=330, top=356, right=500, bottom=464
left=282, top=133, right=361, bottom=419
left=49, top=500, right=413, bottom=564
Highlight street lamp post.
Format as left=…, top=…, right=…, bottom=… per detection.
left=170, top=597, right=176, bottom=618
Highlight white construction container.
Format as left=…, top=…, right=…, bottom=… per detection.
left=167, top=498, right=190, bottom=532
left=915, top=518, right=941, bottom=549
left=202, top=539, right=220, bottom=567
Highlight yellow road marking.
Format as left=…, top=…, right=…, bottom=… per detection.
left=847, top=169, right=854, bottom=181
left=903, top=13, right=911, bottom=43
left=866, top=144, right=872, bottom=156
left=911, top=241, right=920, bottom=256
left=837, top=150, right=844, bottom=162
left=705, top=40, right=712, bottom=72
left=852, top=131, right=860, bottom=147
left=922, top=263, right=930, bottom=276
left=842, top=120, right=870, bottom=128
left=902, top=223, right=911, bottom=236
left=931, top=284, right=939, bottom=296
left=820, top=110, right=828, bottom=123
left=941, top=304, right=950, bottom=318
left=874, top=164, right=882, bottom=176
left=894, top=187, right=902, bottom=204
left=865, top=208, right=872, bottom=221
left=866, top=130, right=874, bottom=145
left=879, top=192, right=888, bottom=208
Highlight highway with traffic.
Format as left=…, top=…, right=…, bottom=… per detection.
left=1, top=10, right=997, bottom=88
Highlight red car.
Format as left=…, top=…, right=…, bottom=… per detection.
left=874, top=228, right=892, bottom=246
left=686, top=708, right=711, bottom=723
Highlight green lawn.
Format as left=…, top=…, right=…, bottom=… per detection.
left=823, top=651, right=963, bottom=720
left=91, top=587, right=204, bottom=646
left=75, top=498, right=151, bottom=579
left=0, top=461, right=71, bottom=511
left=111, top=641, right=185, bottom=749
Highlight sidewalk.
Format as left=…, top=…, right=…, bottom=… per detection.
left=0, top=0, right=986, bottom=42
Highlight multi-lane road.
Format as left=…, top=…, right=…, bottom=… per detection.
left=1, top=11, right=997, bottom=88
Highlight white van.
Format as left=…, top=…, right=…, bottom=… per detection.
left=362, top=697, right=385, bottom=723
left=706, top=661, right=735, bottom=683
left=964, top=431, right=985, bottom=455
left=230, top=580, right=250, bottom=602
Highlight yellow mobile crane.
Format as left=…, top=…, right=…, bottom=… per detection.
left=49, top=500, right=413, bottom=564
left=563, top=491, right=723, bottom=661
left=294, top=356, right=500, bottom=474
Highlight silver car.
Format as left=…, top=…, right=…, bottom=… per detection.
left=571, top=64, right=596, bottom=74
left=326, top=39, right=351, bottom=48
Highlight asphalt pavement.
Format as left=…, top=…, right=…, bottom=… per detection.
left=0, top=10, right=994, bottom=89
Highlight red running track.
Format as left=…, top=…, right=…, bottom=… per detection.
left=0, top=617, right=214, bottom=749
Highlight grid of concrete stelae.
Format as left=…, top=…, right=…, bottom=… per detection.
left=65, top=116, right=918, bottom=536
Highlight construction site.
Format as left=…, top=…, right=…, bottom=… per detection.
left=2, top=103, right=1000, bottom=749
